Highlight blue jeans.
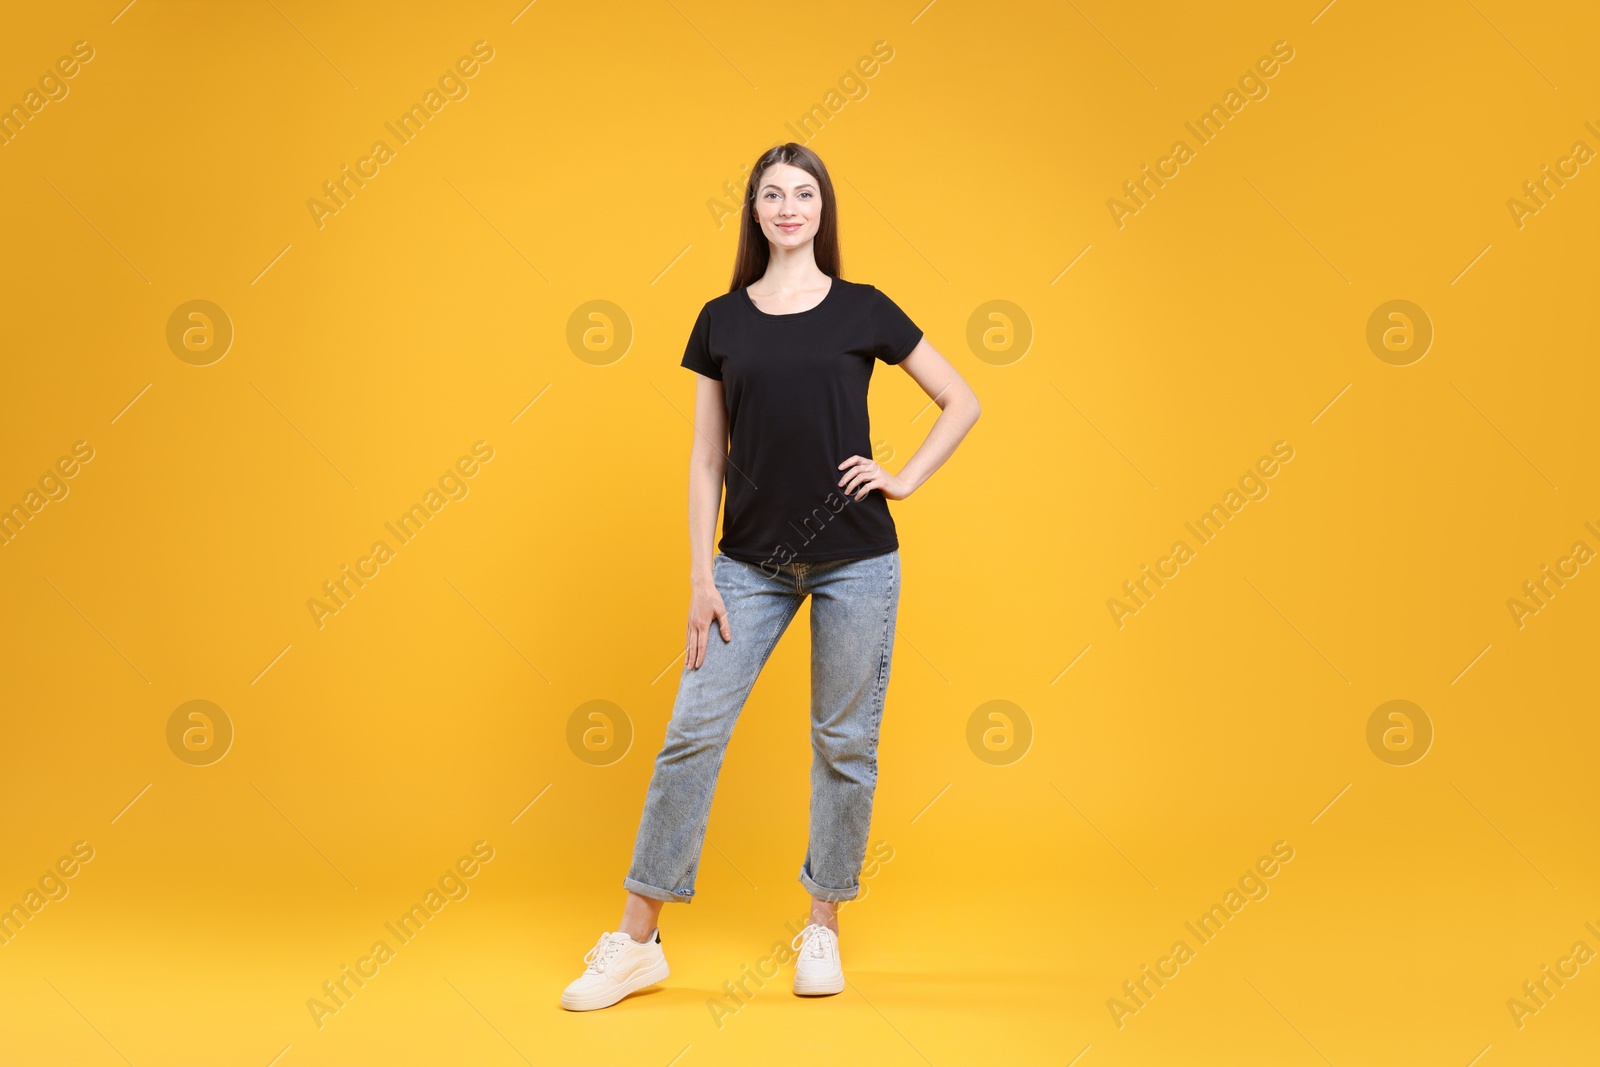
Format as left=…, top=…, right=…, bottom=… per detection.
left=624, top=549, right=900, bottom=904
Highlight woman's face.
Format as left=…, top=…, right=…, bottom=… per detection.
left=752, top=162, right=822, bottom=248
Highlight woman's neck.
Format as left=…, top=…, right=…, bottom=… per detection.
left=756, top=248, right=828, bottom=293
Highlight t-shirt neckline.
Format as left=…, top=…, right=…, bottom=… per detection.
left=741, top=276, right=838, bottom=320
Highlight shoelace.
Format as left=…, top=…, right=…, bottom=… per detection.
left=791, top=923, right=834, bottom=961
left=582, top=932, right=626, bottom=975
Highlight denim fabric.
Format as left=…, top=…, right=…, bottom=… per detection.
left=624, top=549, right=900, bottom=904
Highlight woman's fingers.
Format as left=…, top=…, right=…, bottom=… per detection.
left=846, top=470, right=879, bottom=499
left=686, top=588, right=732, bottom=670
left=685, top=608, right=730, bottom=670
left=838, top=455, right=882, bottom=499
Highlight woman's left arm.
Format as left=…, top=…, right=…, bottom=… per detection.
left=838, top=336, right=981, bottom=502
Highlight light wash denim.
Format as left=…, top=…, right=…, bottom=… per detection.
left=624, top=549, right=900, bottom=904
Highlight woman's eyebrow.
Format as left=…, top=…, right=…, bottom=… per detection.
left=761, top=183, right=817, bottom=192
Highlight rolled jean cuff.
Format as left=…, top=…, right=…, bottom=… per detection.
left=623, top=875, right=694, bottom=904
left=798, top=866, right=859, bottom=902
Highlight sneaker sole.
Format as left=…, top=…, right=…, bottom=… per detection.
left=560, top=958, right=671, bottom=1011
left=793, top=972, right=845, bottom=996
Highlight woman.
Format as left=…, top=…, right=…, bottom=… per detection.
left=561, top=142, right=981, bottom=1011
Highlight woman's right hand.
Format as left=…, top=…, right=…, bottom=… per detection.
left=686, top=575, right=731, bottom=669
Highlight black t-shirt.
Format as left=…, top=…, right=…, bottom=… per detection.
left=679, top=276, right=923, bottom=567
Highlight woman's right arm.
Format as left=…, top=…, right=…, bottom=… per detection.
left=685, top=374, right=731, bottom=668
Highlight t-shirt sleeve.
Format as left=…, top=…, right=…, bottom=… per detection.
left=870, top=286, right=923, bottom=365
left=679, top=303, right=721, bottom=380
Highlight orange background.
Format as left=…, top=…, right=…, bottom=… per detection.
left=1, top=1, right=1596, bottom=1064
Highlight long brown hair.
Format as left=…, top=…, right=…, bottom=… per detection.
left=728, top=142, right=842, bottom=293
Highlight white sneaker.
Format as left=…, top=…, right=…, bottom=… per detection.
left=791, top=923, right=844, bottom=995
left=560, top=929, right=670, bottom=1011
